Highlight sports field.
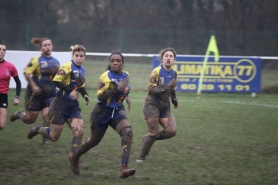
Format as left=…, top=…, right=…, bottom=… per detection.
left=0, top=60, right=278, bottom=185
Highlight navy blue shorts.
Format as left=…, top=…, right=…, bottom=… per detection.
left=90, top=103, right=127, bottom=133
left=0, top=94, right=8, bottom=108
left=48, top=97, right=82, bottom=125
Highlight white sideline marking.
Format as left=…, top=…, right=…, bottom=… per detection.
left=221, top=101, right=278, bottom=108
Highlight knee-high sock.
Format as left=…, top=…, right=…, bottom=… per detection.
left=71, top=136, right=82, bottom=152
left=139, top=134, right=157, bottom=157
left=73, top=138, right=94, bottom=161
left=120, top=127, right=133, bottom=168
left=18, top=111, right=26, bottom=122
left=35, top=126, right=50, bottom=139
left=41, top=121, right=50, bottom=143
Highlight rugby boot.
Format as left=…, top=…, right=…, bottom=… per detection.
left=27, top=123, right=41, bottom=139
left=10, top=109, right=25, bottom=122
left=120, top=168, right=136, bottom=179
left=136, top=155, right=146, bottom=163
left=68, top=152, right=80, bottom=176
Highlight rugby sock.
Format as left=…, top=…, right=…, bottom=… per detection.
left=71, top=136, right=82, bottom=152
left=35, top=126, right=50, bottom=139
left=120, top=127, right=133, bottom=168
left=42, top=121, right=50, bottom=144
left=73, top=138, right=92, bottom=161
left=139, top=135, right=156, bottom=157
left=18, top=111, right=26, bottom=122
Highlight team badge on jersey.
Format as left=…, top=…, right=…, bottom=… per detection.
left=72, top=70, right=79, bottom=78
left=159, top=77, right=164, bottom=85
left=40, top=61, right=48, bottom=68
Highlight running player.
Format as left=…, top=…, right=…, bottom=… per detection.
left=136, top=47, right=179, bottom=162
left=0, top=40, right=21, bottom=130
left=27, top=44, right=89, bottom=156
left=68, top=52, right=136, bottom=178
left=10, top=37, right=59, bottom=144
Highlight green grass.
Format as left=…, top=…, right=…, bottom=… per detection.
left=1, top=60, right=278, bottom=184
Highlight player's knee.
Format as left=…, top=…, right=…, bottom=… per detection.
left=170, top=130, right=177, bottom=137
left=73, top=126, right=84, bottom=137
left=49, top=135, right=60, bottom=142
left=120, top=126, right=133, bottom=143
left=168, top=129, right=177, bottom=138
left=121, top=126, right=133, bottom=138
left=24, top=117, right=36, bottom=124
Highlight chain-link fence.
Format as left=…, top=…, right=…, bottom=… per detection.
left=1, top=23, right=278, bottom=56
left=2, top=23, right=278, bottom=92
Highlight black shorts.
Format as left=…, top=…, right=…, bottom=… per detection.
left=90, top=103, right=127, bottom=134
left=143, top=94, right=171, bottom=119
left=24, top=84, right=55, bottom=111
left=0, top=94, right=8, bottom=108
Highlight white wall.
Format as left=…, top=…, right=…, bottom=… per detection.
left=5, top=50, right=72, bottom=88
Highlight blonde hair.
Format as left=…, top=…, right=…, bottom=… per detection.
left=31, top=37, right=51, bottom=48
left=159, top=47, right=177, bottom=60
left=70, top=44, right=86, bottom=55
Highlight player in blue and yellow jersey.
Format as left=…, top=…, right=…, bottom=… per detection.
left=68, top=52, right=136, bottom=179
left=10, top=37, right=59, bottom=144
left=27, top=44, right=89, bottom=156
left=136, top=47, right=179, bottom=162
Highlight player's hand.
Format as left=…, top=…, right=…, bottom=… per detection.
left=117, top=77, right=129, bottom=91
left=125, top=97, right=131, bottom=111
left=165, top=79, right=178, bottom=90
left=13, top=97, right=20, bottom=106
left=171, top=98, right=178, bottom=109
left=84, top=94, right=90, bottom=106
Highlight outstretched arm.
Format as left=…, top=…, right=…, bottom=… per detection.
left=13, top=75, right=21, bottom=105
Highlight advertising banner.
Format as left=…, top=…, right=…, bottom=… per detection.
left=152, top=56, right=261, bottom=93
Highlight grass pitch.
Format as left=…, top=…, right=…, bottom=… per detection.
left=1, top=60, right=278, bottom=184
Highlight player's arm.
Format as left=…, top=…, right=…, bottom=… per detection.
left=147, top=70, right=176, bottom=94
left=171, top=72, right=178, bottom=108
left=12, top=75, right=21, bottom=105
left=171, top=90, right=178, bottom=108
left=97, top=77, right=129, bottom=101
left=53, top=64, right=72, bottom=93
left=24, top=58, right=41, bottom=94
left=79, top=87, right=89, bottom=105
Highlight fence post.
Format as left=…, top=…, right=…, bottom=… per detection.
left=119, top=28, right=124, bottom=53
left=26, top=24, right=30, bottom=50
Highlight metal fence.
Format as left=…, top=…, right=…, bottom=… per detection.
left=1, top=23, right=278, bottom=57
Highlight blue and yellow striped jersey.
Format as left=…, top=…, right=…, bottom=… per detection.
left=24, top=54, right=60, bottom=87
left=97, top=69, right=130, bottom=109
left=53, top=60, right=86, bottom=100
left=148, top=65, right=178, bottom=99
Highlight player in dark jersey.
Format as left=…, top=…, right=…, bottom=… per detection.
left=68, top=52, right=136, bottom=178
left=27, top=44, right=89, bottom=158
left=10, top=37, right=59, bottom=144
left=136, top=47, right=179, bottom=162
left=0, top=40, right=21, bottom=130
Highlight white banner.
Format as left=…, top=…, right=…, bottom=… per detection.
left=5, top=50, right=71, bottom=88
